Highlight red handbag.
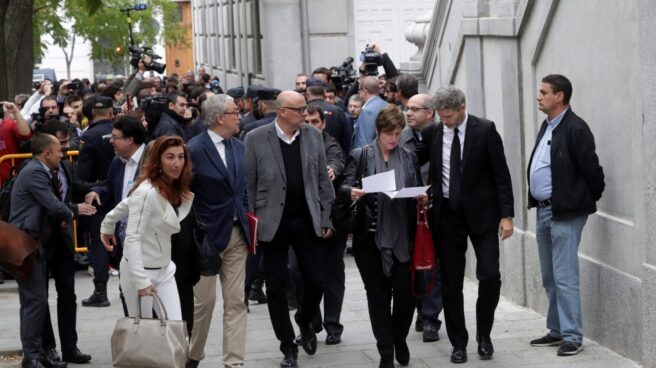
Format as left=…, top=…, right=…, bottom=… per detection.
left=411, top=199, right=436, bottom=298
left=412, top=199, right=435, bottom=271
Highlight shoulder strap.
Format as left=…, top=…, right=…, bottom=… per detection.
left=356, top=145, right=368, bottom=184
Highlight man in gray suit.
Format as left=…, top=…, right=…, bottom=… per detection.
left=10, top=134, right=96, bottom=368
left=245, top=91, right=335, bottom=368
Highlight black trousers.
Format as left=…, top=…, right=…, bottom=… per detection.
left=352, top=232, right=414, bottom=358
left=42, top=244, right=78, bottom=353
left=17, top=247, right=49, bottom=360
left=82, top=213, right=110, bottom=283
left=292, top=231, right=347, bottom=335
left=321, top=231, right=347, bottom=334
left=435, top=201, right=501, bottom=348
left=261, top=217, right=325, bottom=354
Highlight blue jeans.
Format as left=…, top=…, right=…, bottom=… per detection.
left=535, top=206, right=587, bottom=344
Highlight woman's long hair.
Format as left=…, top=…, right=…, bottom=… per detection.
left=131, top=135, right=192, bottom=206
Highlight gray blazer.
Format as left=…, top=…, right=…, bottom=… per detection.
left=9, top=159, right=75, bottom=241
left=245, top=120, right=335, bottom=242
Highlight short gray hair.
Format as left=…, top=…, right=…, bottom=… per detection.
left=433, top=85, right=466, bottom=110
left=202, top=94, right=234, bottom=129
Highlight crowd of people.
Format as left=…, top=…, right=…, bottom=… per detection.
left=0, top=42, right=605, bottom=368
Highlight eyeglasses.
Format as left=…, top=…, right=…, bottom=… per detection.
left=407, top=106, right=432, bottom=113
left=280, top=106, right=307, bottom=114
left=221, top=111, right=240, bottom=116
left=110, top=135, right=125, bottom=141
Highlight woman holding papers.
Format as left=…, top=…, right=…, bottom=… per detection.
left=338, top=104, right=424, bottom=368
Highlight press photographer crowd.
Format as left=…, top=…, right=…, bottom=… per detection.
left=0, top=38, right=604, bottom=368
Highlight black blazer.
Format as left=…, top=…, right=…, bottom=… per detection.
left=417, top=114, right=514, bottom=234
left=44, top=159, right=94, bottom=255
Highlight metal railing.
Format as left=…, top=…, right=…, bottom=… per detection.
left=0, top=151, right=87, bottom=253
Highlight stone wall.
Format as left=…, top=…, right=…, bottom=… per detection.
left=417, top=0, right=652, bottom=363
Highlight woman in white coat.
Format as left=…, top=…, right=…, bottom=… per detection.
left=100, top=135, right=193, bottom=319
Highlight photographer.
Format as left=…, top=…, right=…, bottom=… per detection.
left=343, top=43, right=399, bottom=110
left=21, top=80, right=53, bottom=122
left=0, top=101, right=32, bottom=183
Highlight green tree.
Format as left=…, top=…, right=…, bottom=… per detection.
left=0, top=0, right=189, bottom=100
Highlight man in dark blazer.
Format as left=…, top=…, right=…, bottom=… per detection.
left=39, top=121, right=95, bottom=366
left=305, top=79, right=352, bottom=155
left=10, top=133, right=96, bottom=368
left=85, top=116, right=147, bottom=316
left=416, top=85, right=514, bottom=364
left=245, top=91, right=335, bottom=368
left=186, top=94, right=251, bottom=368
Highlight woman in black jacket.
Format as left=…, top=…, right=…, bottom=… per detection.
left=338, top=104, right=423, bottom=368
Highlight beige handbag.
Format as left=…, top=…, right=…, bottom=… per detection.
left=111, top=295, right=188, bottom=368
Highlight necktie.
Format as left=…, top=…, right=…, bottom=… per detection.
left=224, top=139, right=235, bottom=185
left=449, top=127, right=462, bottom=209
left=50, top=168, right=63, bottom=200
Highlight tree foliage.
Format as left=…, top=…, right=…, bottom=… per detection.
left=33, top=0, right=189, bottom=64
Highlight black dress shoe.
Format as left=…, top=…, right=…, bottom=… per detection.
left=415, top=315, right=424, bottom=332
left=249, top=287, right=268, bottom=304
left=394, top=340, right=410, bottom=366
left=477, top=336, right=494, bottom=360
left=62, top=348, right=91, bottom=364
left=422, top=325, right=440, bottom=342
left=22, top=360, right=46, bottom=368
left=280, top=351, right=298, bottom=368
left=185, top=358, right=200, bottom=368
left=325, top=332, right=341, bottom=345
left=41, top=349, right=67, bottom=368
left=450, top=347, right=467, bottom=364
left=299, top=323, right=317, bottom=355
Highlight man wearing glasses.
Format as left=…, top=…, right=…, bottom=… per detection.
left=245, top=91, right=335, bottom=368
left=187, top=94, right=251, bottom=368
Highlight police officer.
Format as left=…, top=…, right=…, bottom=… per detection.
left=240, top=85, right=262, bottom=129
left=241, top=88, right=281, bottom=134
left=226, top=87, right=246, bottom=117
left=76, top=96, right=116, bottom=308
left=305, top=78, right=352, bottom=156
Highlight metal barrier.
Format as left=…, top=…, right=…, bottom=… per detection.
left=0, top=151, right=87, bottom=253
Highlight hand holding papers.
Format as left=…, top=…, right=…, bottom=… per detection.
left=384, top=185, right=431, bottom=199
left=362, top=170, right=396, bottom=193
left=361, top=169, right=430, bottom=199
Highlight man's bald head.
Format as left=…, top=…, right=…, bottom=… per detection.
left=409, top=94, right=433, bottom=108
left=406, top=93, right=435, bottom=130
left=277, top=90, right=307, bottom=128
left=277, top=90, right=305, bottom=107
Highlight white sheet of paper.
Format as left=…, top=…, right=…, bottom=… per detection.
left=384, top=185, right=431, bottom=199
left=362, top=170, right=396, bottom=193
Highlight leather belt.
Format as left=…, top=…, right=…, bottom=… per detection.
left=536, top=199, right=551, bottom=208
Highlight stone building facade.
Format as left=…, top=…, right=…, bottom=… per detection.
left=191, top=0, right=656, bottom=365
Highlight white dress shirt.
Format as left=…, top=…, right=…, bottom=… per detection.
left=275, top=119, right=300, bottom=145
left=207, top=129, right=228, bottom=166
left=442, top=114, right=468, bottom=198
left=121, top=144, right=145, bottom=200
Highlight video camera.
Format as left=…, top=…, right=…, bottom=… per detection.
left=360, top=44, right=384, bottom=76
left=330, top=57, right=356, bottom=92
left=129, top=46, right=166, bottom=74
left=139, top=95, right=168, bottom=126
left=31, top=110, right=70, bottom=132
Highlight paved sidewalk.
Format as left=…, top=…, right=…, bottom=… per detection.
left=0, top=257, right=642, bottom=367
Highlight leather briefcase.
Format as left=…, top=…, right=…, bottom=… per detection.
left=0, top=220, right=39, bottom=281
left=111, top=295, right=188, bottom=368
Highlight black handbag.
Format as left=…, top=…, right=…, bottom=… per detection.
left=331, top=145, right=368, bottom=233
left=193, top=211, right=221, bottom=276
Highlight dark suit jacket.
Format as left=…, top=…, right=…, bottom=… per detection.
left=417, top=114, right=514, bottom=234
left=92, top=152, right=143, bottom=210
left=188, top=130, right=250, bottom=252
left=44, top=160, right=93, bottom=254
left=308, top=98, right=352, bottom=154
left=9, top=159, right=75, bottom=244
